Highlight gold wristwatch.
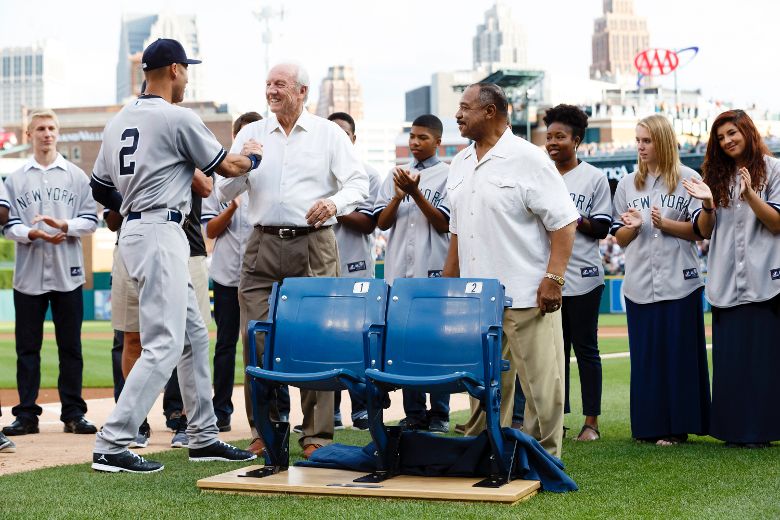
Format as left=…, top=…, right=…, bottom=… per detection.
left=544, top=273, right=565, bottom=286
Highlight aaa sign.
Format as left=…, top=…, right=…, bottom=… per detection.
left=634, top=47, right=699, bottom=77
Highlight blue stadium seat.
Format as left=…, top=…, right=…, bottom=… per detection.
left=243, top=277, right=387, bottom=478
left=362, top=278, right=513, bottom=487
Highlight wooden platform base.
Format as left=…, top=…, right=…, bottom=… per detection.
left=197, top=465, right=540, bottom=504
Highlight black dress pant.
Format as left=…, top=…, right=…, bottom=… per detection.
left=13, top=287, right=87, bottom=422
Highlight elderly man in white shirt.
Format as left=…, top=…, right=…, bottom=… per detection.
left=443, top=83, right=578, bottom=458
left=218, top=62, right=369, bottom=459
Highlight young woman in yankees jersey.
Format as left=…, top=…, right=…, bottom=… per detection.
left=544, top=105, right=611, bottom=442
left=611, top=114, right=711, bottom=446
left=685, top=110, right=780, bottom=448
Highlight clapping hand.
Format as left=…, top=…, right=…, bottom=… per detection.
left=32, top=214, right=68, bottom=232
left=620, top=208, right=643, bottom=230
left=650, top=206, right=665, bottom=231
left=394, top=168, right=420, bottom=196
left=28, top=228, right=67, bottom=244
left=738, top=166, right=753, bottom=200
left=682, top=177, right=713, bottom=202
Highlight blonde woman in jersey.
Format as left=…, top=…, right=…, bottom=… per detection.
left=685, top=110, right=780, bottom=448
left=544, top=105, right=612, bottom=441
left=610, top=114, right=710, bottom=446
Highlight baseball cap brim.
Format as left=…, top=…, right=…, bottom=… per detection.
left=182, top=58, right=202, bottom=65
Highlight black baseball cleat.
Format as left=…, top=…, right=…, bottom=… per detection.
left=92, top=450, right=164, bottom=473
left=188, top=440, right=257, bottom=462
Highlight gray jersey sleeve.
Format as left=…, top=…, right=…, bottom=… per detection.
left=91, top=141, right=116, bottom=189
left=0, top=177, right=10, bottom=210
left=66, top=167, right=98, bottom=237
left=200, top=187, right=220, bottom=222
left=175, top=109, right=227, bottom=176
left=590, top=172, right=613, bottom=223
left=357, top=164, right=382, bottom=216
left=373, top=169, right=396, bottom=217
left=610, top=177, right=628, bottom=235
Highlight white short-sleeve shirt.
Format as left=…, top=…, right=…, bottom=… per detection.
left=448, top=128, right=579, bottom=308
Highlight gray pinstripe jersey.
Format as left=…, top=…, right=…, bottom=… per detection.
left=696, top=155, right=780, bottom=307
left=334, top=163, right=382, bottom=278
left=373, top=158, right=450, bottom=285
left=91, top=95, right=226, bottom=216
left=0, top=176, right=9, bottom=210
left=201, top=183, right=252, bottom=288
left=610, top=165, right=703, bottom=304
left=562, top=161, right=612, bottom=296
left=3, top=155, right=97, bottom=295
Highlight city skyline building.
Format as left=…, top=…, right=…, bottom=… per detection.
left=0, top=42, right=66, bottom=127
left=589, top=0, right=650, bottom=83
left=116, top=12, right=202, bottom=103
left=315, top=65, right=364, bottom=120
left=472, top=0, right=528, bottom=73
left=405, top=85, right=431, bottom=122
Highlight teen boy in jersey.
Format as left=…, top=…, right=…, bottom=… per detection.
left=374, top=114, right=451, bottom=433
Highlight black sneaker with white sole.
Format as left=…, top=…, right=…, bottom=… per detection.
left=92, top=450, right=164, bottom=473
left=188, top=440, right=257, bottom=462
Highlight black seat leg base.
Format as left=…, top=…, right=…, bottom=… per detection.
left=473, top=474, right=510, bottom=488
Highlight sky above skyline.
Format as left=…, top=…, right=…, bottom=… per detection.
left=0, top=0, right=775, bottom=121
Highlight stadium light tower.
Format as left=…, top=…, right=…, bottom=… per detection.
left=254, top=4, right=285, bottom=115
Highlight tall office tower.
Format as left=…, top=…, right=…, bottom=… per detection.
left=472, top=1, right=528, bottom=73
left=590, top=0, right=650, bottom=82
left=315, top=65, right=364, bottom=120
left=405, top=86, right=431, bottom=122
left=116, top=13, right=202, bottom=103
left=0, top=42, right=66, bottom=126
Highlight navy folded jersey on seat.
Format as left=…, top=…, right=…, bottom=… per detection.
left=295, top=428, right=578, bottom=493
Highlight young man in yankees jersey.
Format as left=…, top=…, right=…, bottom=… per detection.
left=328, top=111, right=381, bottom=431
left=2, top=109, right=99, bottom=438
left=90, top=38, right=259, bottom=473
left=375, top=114, right=451, bottom=433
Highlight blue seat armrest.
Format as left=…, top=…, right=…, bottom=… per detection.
left=483, top=324, right=503, bottom=384
left=247, top=319, right=273, bottom=367
left=363, top=323, right=386, bottom=371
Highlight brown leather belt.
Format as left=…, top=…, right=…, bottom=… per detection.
left=255, top=225, right=331, bottom=239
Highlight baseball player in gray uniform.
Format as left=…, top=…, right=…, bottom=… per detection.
left=0, top=182, right=12, bottom=452
left=2, top=109, right=98, bottom=438
left=374, top=114, right=451, bottom=433
left=328, top=112, right=381, bottom=430
left=89, top=38, right=258, bottom=473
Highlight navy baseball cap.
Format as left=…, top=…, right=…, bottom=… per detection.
left=142, top=38, right=202, bottom=71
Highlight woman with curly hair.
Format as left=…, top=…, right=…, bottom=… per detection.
left=543, top=104, right=611, bottom=441
left=684, top=109, right=780, bottom=448
left=611, top=114, right=711, bottom=446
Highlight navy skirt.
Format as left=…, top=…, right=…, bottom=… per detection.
left=625, top=287, right=711, bottom=440
left=710, top=294, right=780, bottom=443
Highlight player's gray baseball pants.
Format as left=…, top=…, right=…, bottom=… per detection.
left=95, top=210, right=219, bottom=453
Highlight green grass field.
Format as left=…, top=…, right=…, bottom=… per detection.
left=2, top=353, right=779, bottom=519
left=0, top=314, right=712, bottom=388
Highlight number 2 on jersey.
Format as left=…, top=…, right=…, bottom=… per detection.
left=119, top=128, right=140, bottom=176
